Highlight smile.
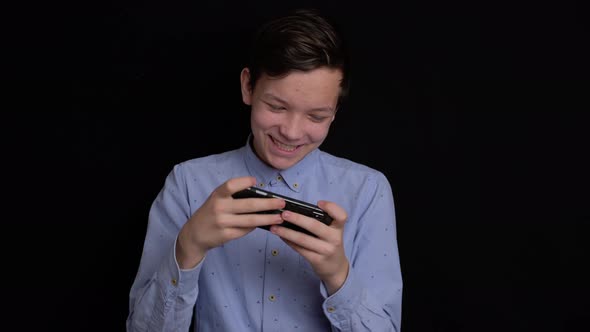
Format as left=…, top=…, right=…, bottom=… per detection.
left=270, top=136, right=300, bottom=152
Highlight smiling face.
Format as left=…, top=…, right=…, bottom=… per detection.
left=240, top=67, right=342, bottom=170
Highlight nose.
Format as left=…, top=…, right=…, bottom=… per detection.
left=278, top=114, right=304, bottom=141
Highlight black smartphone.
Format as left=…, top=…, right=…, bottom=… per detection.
left=231, top=186, right=333, bottom=237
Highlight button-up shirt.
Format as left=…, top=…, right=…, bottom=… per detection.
left=127, top=137, right=402, bottom=331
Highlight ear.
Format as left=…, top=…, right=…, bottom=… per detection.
left=240, top=68, right=252, bottom=105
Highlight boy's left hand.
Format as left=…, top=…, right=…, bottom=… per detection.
left=270, top=200, right=349, bottom=295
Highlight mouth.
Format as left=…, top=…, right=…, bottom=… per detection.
left=269, top=135, right=300, bottom=152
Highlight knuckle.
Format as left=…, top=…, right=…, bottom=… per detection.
left=222, top=182, right=233, bottom=194
left=216, top=218, right=228, bottom=228
left=332, top=237, right=343, bottom=247
left=246, top=215, right=260, bottom=226
left=324, top=245, right=336, bottom=256
left=294, top=231, right=307, bottom=243
left=221, top=227, right=236, bottom=239
left=211, top=202, right=224, bottom=214
left=220, top=180, right=235, bottom=195
left=266, top=199, right=282, bottom=210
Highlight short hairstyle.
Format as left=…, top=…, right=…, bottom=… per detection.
left=247, top=8, right=350, bottom=107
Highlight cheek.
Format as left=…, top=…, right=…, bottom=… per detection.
left=308, top=123, right=331, bottom=142
left=250, top=109, right=272, bottom=131
left=251, top=106, right=287, bottom=131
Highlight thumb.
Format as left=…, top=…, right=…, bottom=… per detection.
left=317, top=200, right=347, bottom=229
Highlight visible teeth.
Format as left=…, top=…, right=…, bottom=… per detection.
left=274, top=139, right=297, bottom=151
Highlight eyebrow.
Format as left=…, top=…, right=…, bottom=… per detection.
left=262, top=93, right=290, bottom=106
left=262, top=93, right=335, bottom=113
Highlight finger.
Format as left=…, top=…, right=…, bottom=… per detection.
left=317, top=200, right=347, bottom=229
left=217, top=176, right=257, bottom=197
left=280, top=210, right=332, bottom=240
left=221, top=226, right=256, bottom=240
left=231, top=197, right=286, bottom=214
left=282, top=237, right=322, bottom=262
left=224, top=213, right=284, bottom=228
left=270, top=222, right=329, bottom=254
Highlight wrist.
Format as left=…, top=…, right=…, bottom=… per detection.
left=176, top=229, right=207, bottom=269
left=324, top=262, right=350, bottom=295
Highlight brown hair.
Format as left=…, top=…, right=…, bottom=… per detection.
left=247, top=8, right=350, bottom=107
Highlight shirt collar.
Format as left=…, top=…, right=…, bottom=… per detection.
left=243, top=134, right=319, bottom=193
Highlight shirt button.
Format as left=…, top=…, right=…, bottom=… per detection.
left=258, top=183, right=265, bottom=188
left=277, top=176, right=282, bottom=181
left=269, top=295, right=276, bottom=302
left=171, top=279, right=178, bottom=286
left=271, top=249, right=279, bottom=256
left=327, top=306, right=336, bottom=313
left=293, top=183, right=299, bottom=188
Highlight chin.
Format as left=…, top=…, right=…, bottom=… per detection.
left=265, top=155, right=301, bottom=170
left=267, top=159, right=294, bottom=170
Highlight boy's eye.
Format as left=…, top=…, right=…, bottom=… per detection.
left=310, top=115, right=329, bottom=123
left=267, top=103, right=286, bottom=111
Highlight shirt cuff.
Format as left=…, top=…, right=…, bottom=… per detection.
left=158, top=237, right=204, bottom=295
left=320, top=267, right=362, bottom=329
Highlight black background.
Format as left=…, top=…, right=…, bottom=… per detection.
left=5, top=1, right=589, bottom=331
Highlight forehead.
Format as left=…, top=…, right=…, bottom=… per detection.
left=255, top=68, right=342, bottom=107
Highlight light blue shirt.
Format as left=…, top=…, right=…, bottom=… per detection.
left=127, top=137, right=402, bottom=331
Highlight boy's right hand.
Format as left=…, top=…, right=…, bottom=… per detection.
left=175, top=176, right=285, bottom=269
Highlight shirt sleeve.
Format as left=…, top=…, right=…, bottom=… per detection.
left=321, top=172, right=403, bottom=331
left=126, top=164, right=204, bottom=332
